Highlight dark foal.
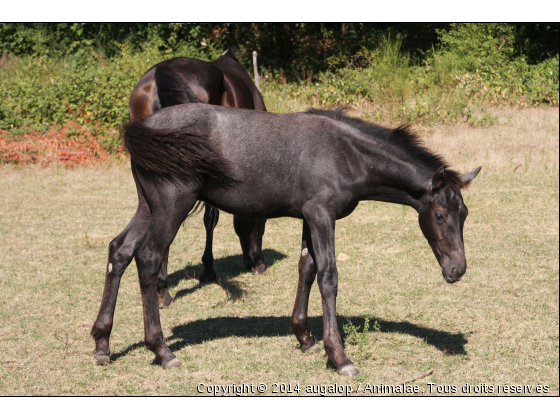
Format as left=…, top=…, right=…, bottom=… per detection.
left=92, top=104, right=481, bottom=376
left=129, top=50, right=267, bottom=302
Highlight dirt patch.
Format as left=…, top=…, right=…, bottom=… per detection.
left=0, top=122, right=119, bottom=167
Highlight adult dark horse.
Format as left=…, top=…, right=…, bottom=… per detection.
left=92, top=104, right=481, bottom=376
left=128, top=50, right=268, bottom=303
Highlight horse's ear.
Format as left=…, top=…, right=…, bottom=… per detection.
left=432, top=166, right=446, bottom=191
left=461, top=166, right=482, bottom=186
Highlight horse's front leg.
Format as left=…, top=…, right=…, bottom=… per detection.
left=304, top=207, right=359, bottom=377
left=290, top=220, right=320, bottom=353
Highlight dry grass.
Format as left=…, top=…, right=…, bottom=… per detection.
left=0, top=108, right=557, bottom=396
left=421, top=107, right=559, bottom=174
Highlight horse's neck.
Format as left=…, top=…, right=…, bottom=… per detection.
left=358, top=142, right=431, bottom=212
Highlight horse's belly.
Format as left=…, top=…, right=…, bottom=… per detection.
left=199, top=186, right=299, bottom=219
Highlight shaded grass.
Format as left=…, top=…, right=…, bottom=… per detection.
left=0, top=108, right=557, bottom=395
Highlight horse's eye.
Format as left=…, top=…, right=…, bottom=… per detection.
left=435, top=213, right=444, bottom=221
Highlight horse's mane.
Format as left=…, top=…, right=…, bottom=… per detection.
left=305, top=108, right=466, bottom=189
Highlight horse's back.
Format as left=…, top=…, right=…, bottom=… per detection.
left=144, top=104, right=356, bottom=218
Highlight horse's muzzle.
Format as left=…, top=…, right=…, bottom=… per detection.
left=442, top=266, right=463, bottom=283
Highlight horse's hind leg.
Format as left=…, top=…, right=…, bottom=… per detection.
left=91, top=199, right=151, bottom=364
left=156, top=247, right=173, bottom=308
left=290, top=220, right=320, bottom=353
left=135, top=192, right=198, bottom=368
left=233, top=216, right=267, bottom=274
left=200, top=204, right=219, bottom=283
left=249, top=219, right=267, bottom=274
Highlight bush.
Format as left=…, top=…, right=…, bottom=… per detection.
left=260, top=35, right=558, bottom=126
left=0, top=46, right=187, bottom=152
left=0, top=29, right=558, bottom=157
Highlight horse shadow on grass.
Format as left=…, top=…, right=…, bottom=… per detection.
left=166, top=316, right=467, bottom=356
left=109, top=315, right=467, bottom=365
left=166, top=249, right=287, bottom=302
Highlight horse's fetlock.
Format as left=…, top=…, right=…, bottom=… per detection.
left=91, top=320, right=111, bottom=340
left=201, top=253, right=214, bottom=267
left=144, top=334, right=161, bottom=352
left=290, top=315, right=307, bottom=330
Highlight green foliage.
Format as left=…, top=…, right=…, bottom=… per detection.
left=437, top=23, right=559, bottom=65
left=343, top=318, right=371, bottom=355
left=1, top=24, right=557, bottom=156
left=2, top=23, right=557, bottom=80
left=437, top=23, right=517, bottom=65
left=261, top=35, right=558, bottom=126
left=0, top=46, right=175, bottom=152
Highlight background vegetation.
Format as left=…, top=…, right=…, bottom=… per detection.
left=0, top=23, right=558, bottom=156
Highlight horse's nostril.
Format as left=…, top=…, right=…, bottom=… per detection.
left=451, top=267, right=457, bottom=276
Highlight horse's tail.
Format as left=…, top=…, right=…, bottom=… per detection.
left=124, top=119, right=235, bottom=186
left=154, top=65, right=203, bottom=108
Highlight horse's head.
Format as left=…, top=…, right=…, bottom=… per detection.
left=418, top=166, right=481, bottom=283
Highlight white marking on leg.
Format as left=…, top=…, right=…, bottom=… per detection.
left=107, top=263, right=113, bottom=274
left=301, top=248, right=308, bottom=257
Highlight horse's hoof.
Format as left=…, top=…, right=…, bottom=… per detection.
left=338, top=364, right=360, bottom=377
left=158, top=290, right=173, bottom=308
left=303, top=344, right=321, bottom=354
left=251, top=263, right=267, bottom=275
left=162, top=357, right=181, bottom=369
left=94, top=352, right=110, bottom=365
left=199, top=270, right=216, bottom=283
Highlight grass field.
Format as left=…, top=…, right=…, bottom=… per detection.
left=0, top=107, right=557, bottom=396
